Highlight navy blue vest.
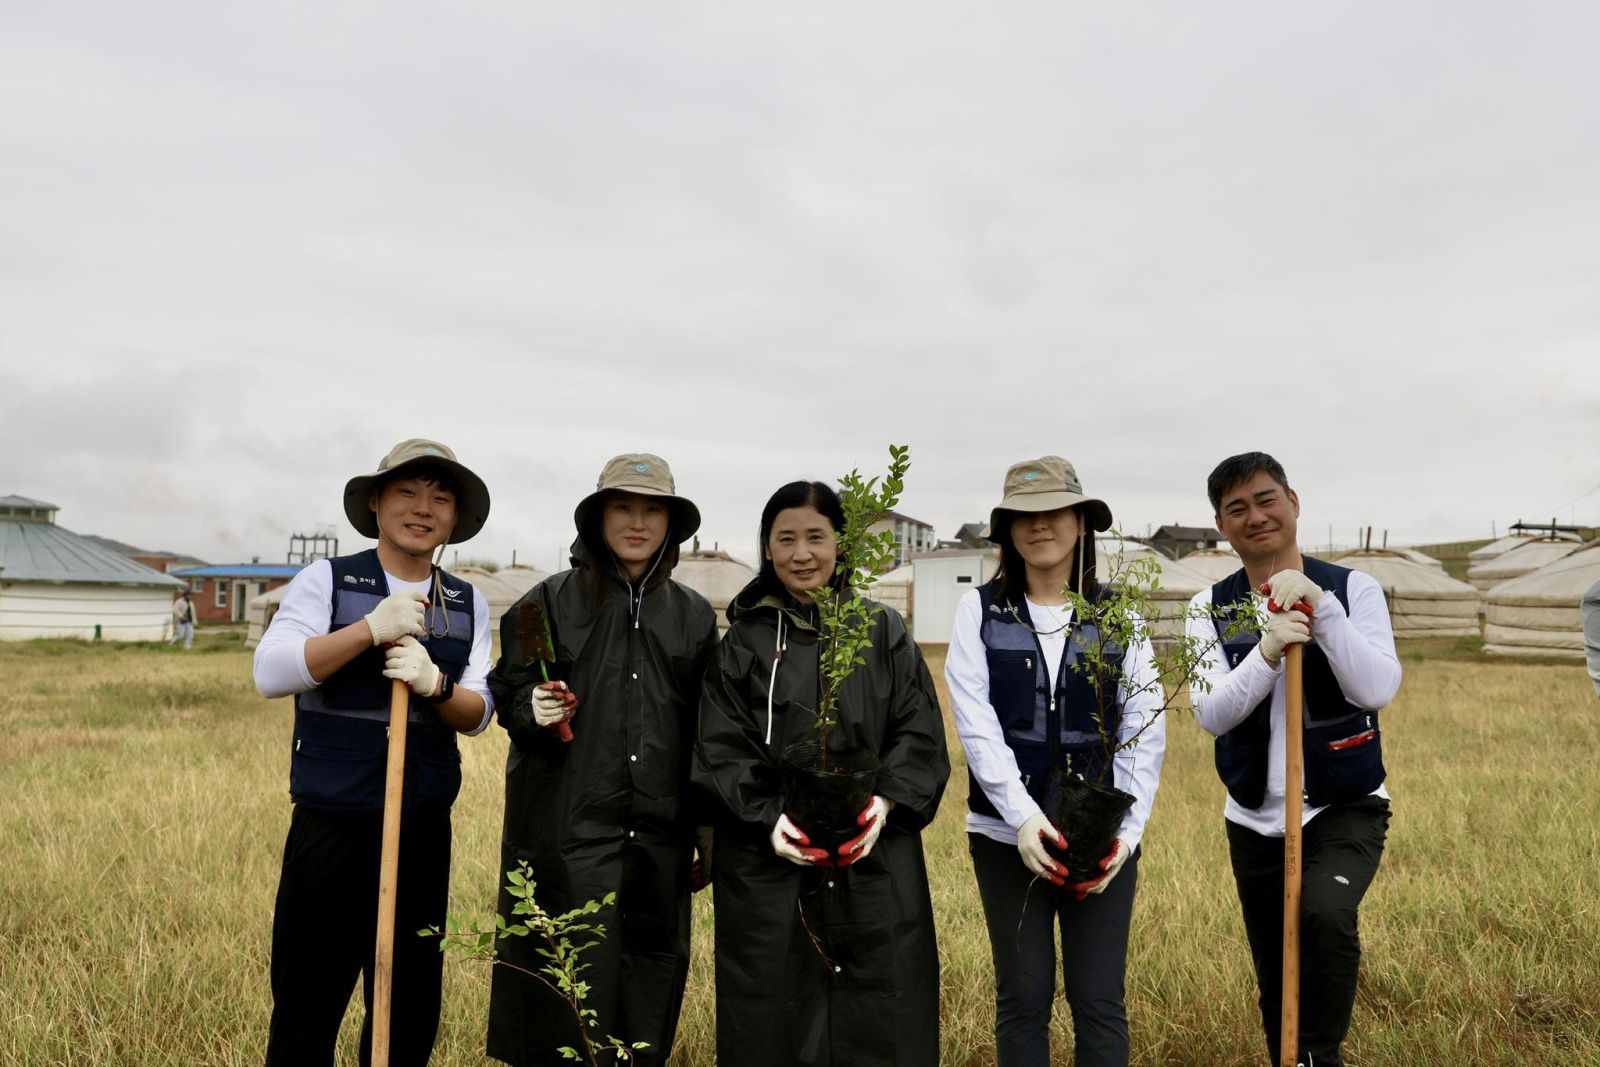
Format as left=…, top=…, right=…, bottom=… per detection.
left=1210, top=557, right=1385, bottom=809
left=289, top=549, right=474, bottom=813
left=970, top=582, right=1125, bottom=819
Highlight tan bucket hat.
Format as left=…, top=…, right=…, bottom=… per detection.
left=988, top=455, right=1113, bottom=540
left=573, top=453, right=702, bottom=542
left=343, top=438, right=491, bottom=544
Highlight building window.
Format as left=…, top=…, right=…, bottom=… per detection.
left=215, top=582, right=227, bottom=608
left=190, top=578, right=205, bottom=593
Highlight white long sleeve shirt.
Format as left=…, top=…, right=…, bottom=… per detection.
left=1187, top=569, right=1400, bottom=837
left=253, top=558, right=495, bottom=735
left=946, top=588, right=1166, bottom=850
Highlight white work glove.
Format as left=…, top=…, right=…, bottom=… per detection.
left=364, top=590, right=428, bottom=646
left=1017, top=812, right=1068, bottom=886
left=531, top=681, right=579, bottom=727
left=1258, top=608, right=1312, bottom=667
left=1068, top=838, right=1130, bottom=900
left=382, top=636, right=442, bottom=697
left=1264, top=569, right=1324, bottom=613
left=837, top=796, right=893, bottom=867
left=770, top=813, right=830, bottom=867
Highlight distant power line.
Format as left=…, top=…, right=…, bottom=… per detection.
left=1535, top=480, right=1600, bottom=519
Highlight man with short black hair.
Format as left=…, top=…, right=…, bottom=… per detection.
left=1186, top=452, right=1402, bottom=1067
left=254, top=438, right=495, bottom=1067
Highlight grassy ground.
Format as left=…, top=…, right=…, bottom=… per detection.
left=2, top=632, right=1597, bottom=1064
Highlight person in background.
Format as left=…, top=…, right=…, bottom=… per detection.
left=253, top=438, right=495, bottom=1067
left=1188, top=451, right=1401, bottom=1067
left=171, top=589, right=195, bottom=649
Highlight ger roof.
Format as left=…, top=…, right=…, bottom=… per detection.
left=0, top=495, right=58, bottom=509
left=171, top=563, right=305, bottom=580
left=0, top=518, right=184, bottom=587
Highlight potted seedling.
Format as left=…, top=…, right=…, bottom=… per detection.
left=1040, top=546, right=1259, bottom=884
left=779, top=444, right=911, bottom=853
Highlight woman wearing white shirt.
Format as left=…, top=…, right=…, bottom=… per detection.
left=945, top=456, right=1164, bottom=1067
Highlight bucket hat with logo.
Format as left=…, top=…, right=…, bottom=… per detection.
left=573, top=453, right=702, bottom=543
left=988, top=455, right=1113, bottom=541
left=343, top=438, right=491, bottom=544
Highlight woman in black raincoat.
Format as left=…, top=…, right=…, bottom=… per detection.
left=694, top=480, right=950, bottom=1067
left=487, top=454, right=718, bottom=1066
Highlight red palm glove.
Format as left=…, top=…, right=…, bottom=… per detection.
left=836, top=796, right=892, bottom=867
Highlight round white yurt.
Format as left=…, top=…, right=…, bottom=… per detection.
left=1175, top=547, right=1243, bottom=584
left=1142, top=555, right=1217, bottom=647
left=1483, top=543, right=1600, bottom=658
left=495, top=564, right=549, bottom=601
left=1395, top=548, right=1446, bottom=572
left=1335, top=551, right=1481, bottom=638
left=455, top=567, right=526, bottom=622
left=1468, top=531, right=1580, bottom=565
left=675, top=549, right=756, bottom=633
left=872, top=564, right=914, bottom=630
left=244, top=584, right=292, bottom=649
left=1467, top=538, right=1584, bottom=592
left=1097, top=535, right=1158, bottom=577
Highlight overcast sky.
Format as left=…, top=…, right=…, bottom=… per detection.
left=2, top=2, right=1596, bottom=572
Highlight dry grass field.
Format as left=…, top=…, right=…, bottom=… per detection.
left=2, top=633, right=1597, bottom=1065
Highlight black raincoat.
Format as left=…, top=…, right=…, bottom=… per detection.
left=693, top=580, right=950, bottom=1067
left=486, top=542, right=717, bottom=1066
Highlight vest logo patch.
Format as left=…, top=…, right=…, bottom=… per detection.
left=441, top=586, right=464, bottom=600
left=342, top=574, right=379, bottom=587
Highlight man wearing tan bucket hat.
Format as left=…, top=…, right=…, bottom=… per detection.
left=486, top=453, right=717, bottom=1066
left=947, top=455, right=1166, bottom=1067
left=254, top=438, right=496, bottom=1067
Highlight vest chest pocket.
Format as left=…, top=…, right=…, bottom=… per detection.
left=985, top=649, right=1041, bottom=731
left=290, top=716, right=387, bottom=811
left=1302, top=714, right=1384, bottom=808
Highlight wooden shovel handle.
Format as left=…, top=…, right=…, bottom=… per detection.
left=1281, top=643, right=1304, bottom=1067
left=372, top=677, right=410, bottom=1067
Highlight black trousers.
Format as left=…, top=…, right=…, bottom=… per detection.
left=265, top=805, right=452, bottom=1067
left=1226, top=796, right=1389, bottom=1067
left=970, top=832, right=1139, bottom=1067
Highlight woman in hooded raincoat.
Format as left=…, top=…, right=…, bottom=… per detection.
left=487, top=454, right=718, bottom=1066
left=694, top=480, right=951, bottom=1067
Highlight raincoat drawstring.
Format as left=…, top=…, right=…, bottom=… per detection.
left=765, top=611, right=787, bottom=746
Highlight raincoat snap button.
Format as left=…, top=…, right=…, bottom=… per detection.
left=630, top=754, right=638, bottom=762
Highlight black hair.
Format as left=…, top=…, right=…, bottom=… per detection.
left=577, top=490, right=682, bottom=617
left=376, top=460, right=462, bottom=499
left=1206, top=452, right=1291, bottom=514
left=988, top=506, right=1099, bottom=607
left=756, top=480, right=848, bottom=601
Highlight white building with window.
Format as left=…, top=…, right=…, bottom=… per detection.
left=0, top=495, right=184, bottom=641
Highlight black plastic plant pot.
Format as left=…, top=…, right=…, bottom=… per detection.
left=780, top=741, right=881, bottom=854
left=1043, top=773, right=1136, bottom=884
